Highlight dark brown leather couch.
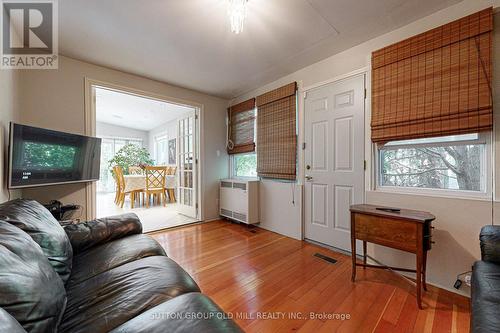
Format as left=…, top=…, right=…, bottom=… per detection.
left=471, top=225, right=500, bottom=333
left=0, top=199, right=242, bottom=333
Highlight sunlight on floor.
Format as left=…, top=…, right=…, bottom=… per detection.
left=96, top=192, right=196, bottom=233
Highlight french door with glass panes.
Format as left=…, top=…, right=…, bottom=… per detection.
left=176, top=111, right=198, bottom=218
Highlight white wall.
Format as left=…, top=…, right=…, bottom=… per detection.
left=19, top=55, right=229, bottom=221
left=258, top=180, right=302, bottom=239
left=96, top=122, right=149, bottom=147
left=0, top=69, right=21, bottom=203
left=230, top=0, right=500, bottom=295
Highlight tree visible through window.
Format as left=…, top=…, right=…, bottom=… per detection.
left=97, top=137, right=144, bottom=193
left=379, top=135, right=486, bottom=192
left=233, top=153, right=257, bottom=178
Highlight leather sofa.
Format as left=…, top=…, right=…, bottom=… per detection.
left=471, top=225, right=500, bottom=333
left=0, top=199, right=242, bottom=333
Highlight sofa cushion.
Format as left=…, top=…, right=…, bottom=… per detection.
left=60, top=255, right=200, bottom=333
left=0, top=221, right=67, bottom=333
left=68, top=234, right=167, bottom=285
left=472, top=261, right=500, bottom=333
left=0, top=199, right=73, bottom=283
left=110, top=292, right=243, bottom=333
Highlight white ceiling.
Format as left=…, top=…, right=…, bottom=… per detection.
left=60, top=0, right=462, bottom=99
left=95, top=87, right=193, bottom=131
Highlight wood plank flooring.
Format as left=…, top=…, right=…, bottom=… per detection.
left=150, top=220, right=470, bottom=333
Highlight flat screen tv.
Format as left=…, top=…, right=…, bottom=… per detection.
left=8, top=123, right=102, bottom=189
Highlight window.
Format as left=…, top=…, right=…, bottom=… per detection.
left=97, top=137, right=143, bottom=193
left=256, top=82, right=297, bottom=180
left=227, top=98, right=256, bottom=155
left=232, top=153, right=257, bottom=178
left=154, top=135, right=169, bottom=165
left=377, top=134, right=489, bottom=194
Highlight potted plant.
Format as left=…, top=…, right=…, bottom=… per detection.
left=108, top=144, right=154, bottom=175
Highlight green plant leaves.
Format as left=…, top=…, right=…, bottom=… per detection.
left=108, top=144, right=154, bottom=175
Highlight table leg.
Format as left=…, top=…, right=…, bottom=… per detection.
left=363, top=241, right=367, bottom=268
left=416, top=251, right=423, bottom=309
left=351, top=213, right=356, bottom=282
left=422, top=250, right=428, bottom=291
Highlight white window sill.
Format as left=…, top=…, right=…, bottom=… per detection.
left=228, top=176, right=259, bottom=181
left=371, top=187, right=492, bottom=202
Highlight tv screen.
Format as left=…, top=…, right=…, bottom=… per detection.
left=9, top=123, right=102, bottom=189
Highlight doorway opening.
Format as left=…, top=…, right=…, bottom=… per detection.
left=92, top=85, right=200, bottom=232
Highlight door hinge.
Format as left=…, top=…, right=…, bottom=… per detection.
left=303, top=91, right=308, bottom=99
left=196, top=203, right=198, bottom=209
left=364, top=160, right=367, bottom=171
left=302, top=142, right=306, bottom=150
left=364, top=88, right=367, bottom=99
left=195, top=114, right=198, bottom=120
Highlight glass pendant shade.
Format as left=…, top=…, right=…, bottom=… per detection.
left=228, top=0, right=247, bottom=34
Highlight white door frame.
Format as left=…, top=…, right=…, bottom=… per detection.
left=299, top=67, right=368, bottom=243
left=83, top=78, right=204, bottom=221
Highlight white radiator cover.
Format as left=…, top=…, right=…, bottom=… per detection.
left=219, top=179, right=259, bottom=224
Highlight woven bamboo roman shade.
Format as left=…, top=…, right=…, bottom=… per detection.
left=227, top=98, right=256, bottom=154
left=256, top=82, right=297, bottom=180
left=371, top=8, right=493, bottom=143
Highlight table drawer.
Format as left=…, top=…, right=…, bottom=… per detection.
left=354, top=214, right=418, bottom=253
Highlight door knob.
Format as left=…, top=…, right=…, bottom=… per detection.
left=306, top=165, right=311, bottom=170
left=305, top=175, right=313, bottom=181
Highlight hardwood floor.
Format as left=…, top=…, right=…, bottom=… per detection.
left=97, top=192, right=196, bottom=232
left=150, top=220, right=470, bottom=333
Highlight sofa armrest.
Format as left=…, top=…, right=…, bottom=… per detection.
left=0, top=308, right=27, bottom=333
left=480, top=225, right=500, bottom=264
left=64, top=213, right=142, bottom=253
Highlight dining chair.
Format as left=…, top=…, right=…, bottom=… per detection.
left=165, top=166, right=177, bottom=202
left=115, top=166, right=141, bottom=208
left=128, top=166, right=143, bottom=175
left=112, top=167, right=120, bottom=204
left=145, top=166, right=168, bottom=208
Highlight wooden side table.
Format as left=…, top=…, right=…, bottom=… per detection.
left=350, top=204, right=435, bottom=309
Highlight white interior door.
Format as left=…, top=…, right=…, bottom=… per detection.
left=176, top=111, right=198, bottom=218
left=304, top=74, right=365, bottom=252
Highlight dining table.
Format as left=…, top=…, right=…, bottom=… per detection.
left=123, top=174, right=176, bottom=193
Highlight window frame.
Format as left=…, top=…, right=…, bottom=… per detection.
left=374, top=132, right=492, bottom=200
left=96, top=136, right=144, bottom=193
left=230, top=152, right=258, bottom=179
left=154, top=134, right=169, bottom=165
